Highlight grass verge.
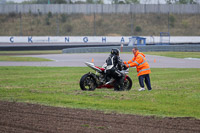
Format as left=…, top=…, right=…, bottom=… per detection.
left=0, top=66, right=199, bottom=119
left=0, top=56, right=52, bottom=61
left=143, top=52, right=200, bottom=59
left=0, top=50, right=61, bottom=61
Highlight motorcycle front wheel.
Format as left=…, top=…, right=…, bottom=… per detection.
left=123, top=76, right=132, bottom=91
left=80, top=74, right=96, bottom=91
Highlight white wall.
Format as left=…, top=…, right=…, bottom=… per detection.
left=0, top=36, right=131, bottom=43
left=0, top=36, right=200, bottom=44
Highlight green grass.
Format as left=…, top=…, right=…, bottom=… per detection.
left=122, top=51, right=200, bottom=59
left=144, top=52, right=200, bottom=59
left=0, top=56, right=52, bottom=61
left=0, top=66, right=199, bottom=119
left=0, top=51, right=199, bottom=60
left=0, top=14, right=200, bottom=36
left=0, top=50, right=61, bottom=61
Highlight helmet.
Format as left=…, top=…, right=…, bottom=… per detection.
left=111, top=48, right=120, bottom=56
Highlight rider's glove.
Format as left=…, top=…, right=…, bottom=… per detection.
left=123, top=64, right=128, bottom=70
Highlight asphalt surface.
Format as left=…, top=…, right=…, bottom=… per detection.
left=0, top=53, right=200, bottom=68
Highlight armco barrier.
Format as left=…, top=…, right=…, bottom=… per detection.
left=62, top=45, right=200, bottom=53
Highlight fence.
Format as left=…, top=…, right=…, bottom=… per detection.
left=0, top=4, right=200, bottom=14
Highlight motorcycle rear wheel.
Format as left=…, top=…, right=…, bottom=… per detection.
left=80, top=74, right=96, bottom=91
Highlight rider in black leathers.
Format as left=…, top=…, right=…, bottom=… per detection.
left=105, top=48, right=124, bottom=91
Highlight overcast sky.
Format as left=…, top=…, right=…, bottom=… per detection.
left=6, top=0, right=200, bottom=4
left=6, top=0, right=167, bottom=4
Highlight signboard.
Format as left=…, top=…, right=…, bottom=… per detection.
left=0, top=36, right=130, bottom=44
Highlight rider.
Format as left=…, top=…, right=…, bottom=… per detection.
left=105, top=48, right=124, bottom=91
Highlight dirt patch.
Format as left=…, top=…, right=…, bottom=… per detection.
left=0, top=101, right=199, bottom=133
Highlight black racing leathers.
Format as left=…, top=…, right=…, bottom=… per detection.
left=105, top=54, right=124, bottom=91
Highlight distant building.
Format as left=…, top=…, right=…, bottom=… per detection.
left=70, top=0, right=86, bottom=3
left=140, top=0, right=200, bottom=4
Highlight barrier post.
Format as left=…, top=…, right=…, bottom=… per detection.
left=120, top=43, right=123, bottom=52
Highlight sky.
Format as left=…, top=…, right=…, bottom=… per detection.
left=5, top=0, right=200, bottom=4
left=6, top=0, right=168, bottom=4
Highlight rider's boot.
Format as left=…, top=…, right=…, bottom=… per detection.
left=105, top=78, right=115, bottom=85
left=118, top=75, right=125, bottom=91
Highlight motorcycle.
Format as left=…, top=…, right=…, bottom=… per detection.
left=80, top=62, right=132, bottom=91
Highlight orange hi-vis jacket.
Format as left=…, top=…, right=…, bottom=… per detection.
left=124, top=51, right=151, bottom=77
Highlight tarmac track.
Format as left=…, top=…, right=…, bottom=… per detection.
left=0, top=53, right=200, bottom=68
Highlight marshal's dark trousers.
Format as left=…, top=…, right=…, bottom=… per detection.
left=138, top=74, right=152, bottom=90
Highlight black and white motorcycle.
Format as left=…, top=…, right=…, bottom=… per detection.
left=79, top=62, right=132, bottom=91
